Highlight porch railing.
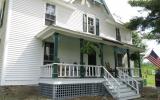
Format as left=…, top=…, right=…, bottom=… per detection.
left=40, top=63, right=103, bottom=78
left=116, top=67, right=141, bottom=78
left=117, top=67, right=139, bottom=94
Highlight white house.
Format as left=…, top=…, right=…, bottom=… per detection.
left=0, top=0, right=144, bottom=99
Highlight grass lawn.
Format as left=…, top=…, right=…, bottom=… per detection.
left=142, top=64, right=156, bottom=87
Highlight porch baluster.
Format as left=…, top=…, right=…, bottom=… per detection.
left=76, top=66, right=79, bottom=77
left=64, top=65, right=67, bottom=77
left=69, top=65, right=71, bottom=77
left=60, top=64, right=63, bottom=77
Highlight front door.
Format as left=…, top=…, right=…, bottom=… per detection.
left=88, top=52, right=96, bottom=65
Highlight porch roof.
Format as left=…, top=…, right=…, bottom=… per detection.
left=35, top=25, right=144, bottom=52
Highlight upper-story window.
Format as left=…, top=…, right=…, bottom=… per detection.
left=45, top=3, right=56, bottom=26
left=88, top=17, right=94, bottom=34
left=83, top=14, right=100, bottom=35
left=116, top=28, right=121, bottom=41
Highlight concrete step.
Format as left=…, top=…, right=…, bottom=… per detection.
left=119, top=94, right=140, bottom=100
left=119, top=91, right=137, bottom=98
left=118, top=88, right=132, bottom=93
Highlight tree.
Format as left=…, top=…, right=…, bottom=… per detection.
left=127, top=0, right=160, bottom=39
left=132, top=32, right=146, bottom=49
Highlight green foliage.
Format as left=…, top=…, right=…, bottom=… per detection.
left=132, top=32, right=146, bottom=48
left=130, top=52, right=139, bottom=60
left=142, top=64, right=156, bottom=86
left=127, top=0, right=160, bottom=39
left=81, top=41, right=98, bottom=55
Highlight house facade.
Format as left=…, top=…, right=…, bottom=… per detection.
left=0, top=0, right=143, bottom=99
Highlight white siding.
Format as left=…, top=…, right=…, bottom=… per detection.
left=58, top=36, right=80, bottom=64
left=0, top=0, right=10, bottom=85
left=2, top=0, right=132, bottom=85
left=120, top=29, right=132, bottom=44
left=3, top=0, right=46, bottom=85
left=55, top=0, right=132, bottom=43
left=0, top=38, right=3, bottom=83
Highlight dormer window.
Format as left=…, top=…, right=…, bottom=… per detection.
left=116, top=28, right=121, bottom=41
left=45, top=3, right=56, bottom=26
left=83, top=14, right=100, bottom=35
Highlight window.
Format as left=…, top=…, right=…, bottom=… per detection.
left=83, top=14, right=100, bottom=35
left=44, top=42, right=54, bottom=64
left=45, top=3, right=56, bottom=25
left=116, top=28, right=121, bottom=41
left=88, top=17, right=94, bottom=34
left=0, top=0, right=5, bottom=28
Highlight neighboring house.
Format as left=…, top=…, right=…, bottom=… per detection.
left=0, top=0, right=144, bottom=99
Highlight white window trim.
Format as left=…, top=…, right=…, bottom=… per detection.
left=86, top=14, right=96, bottom=35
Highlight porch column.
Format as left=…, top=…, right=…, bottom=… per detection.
left=100, top=43, right=104, bottom=77
left=100, top=43, right=104, bottom=66
left=127, top=49, right=131, bottom=76
left=138, top=51, right=142, bottom=77
left=80, top=39, right=85, bottom=78
left=114, top=47, right=118, bottom=77
left=80, top=39, right=84, bottom=65
left=52, top=32, right=59, bottom=78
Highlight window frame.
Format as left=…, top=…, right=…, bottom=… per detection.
left=83, top=14, right=99, bottom=35
left=116, top=28, right=121, bottom=41
left=45, top=3, right=56, bottom=26
left=43, top=42, right=54, bottom=65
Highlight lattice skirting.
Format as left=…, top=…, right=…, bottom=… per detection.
left=39, top=83, right=109, bottom=100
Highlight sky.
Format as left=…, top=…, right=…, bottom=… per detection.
left=106, top=0, right=160, bottom=63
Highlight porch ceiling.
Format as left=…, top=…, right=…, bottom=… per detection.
left=35, top=25, right=144, bottom=52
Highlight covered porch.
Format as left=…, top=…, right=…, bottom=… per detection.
left=36, top=25, right=143, bottom=81
left=36, top=26, right=143, bottom=100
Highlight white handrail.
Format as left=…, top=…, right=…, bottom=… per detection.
left=117, top=67, right=139, bottom=94
left=40, top=63, right=53, bottom=78
left=117, top=67, right=141, bottom=78
left=103, top=67, right=120, bottom=99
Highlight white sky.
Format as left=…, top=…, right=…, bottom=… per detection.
left=106, top=0, right=160, bottom=63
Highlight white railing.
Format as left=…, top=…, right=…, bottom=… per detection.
left=103, top=67, right=120, bottom=99
left=85, top=65, right=102, bottom=77
left=40, top=63, right=103, bottom=78
left=117, top=67, right=141, bottom=78
left=41, top=64, right=53, bottom=78
left=58, top=63, right=80, bottom=77
left=117, top=67, right=139, bottom=94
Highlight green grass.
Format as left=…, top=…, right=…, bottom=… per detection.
left=142, top=64, right=156, bottom=87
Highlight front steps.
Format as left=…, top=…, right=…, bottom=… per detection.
left=103, top=79, right=140, bottom=100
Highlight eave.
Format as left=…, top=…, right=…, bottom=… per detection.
left=36, top=25, right=144, bottom=52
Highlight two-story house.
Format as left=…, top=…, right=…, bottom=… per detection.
left=0, top=0, right=144, bottom=99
